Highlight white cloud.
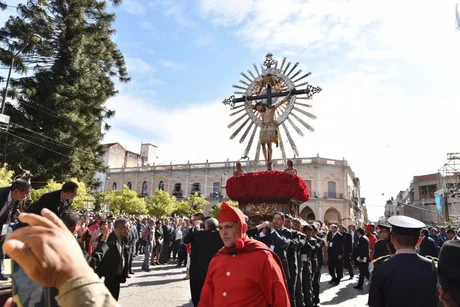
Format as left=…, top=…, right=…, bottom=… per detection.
left=159, top=60, right=187, bottom=70
left=140, top=21, right=156, bottom=31
left=123, top=0, right=145, bottom=16
left=107, top=0, right=460, bottom=221
left=159, top=1, right=199, bottom=29
left=199, top=0, right=254, bottom=25
left=125, top=57, right=153, bottom=74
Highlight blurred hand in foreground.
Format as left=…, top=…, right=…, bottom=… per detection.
left=4, top=209, right=93, bottom=290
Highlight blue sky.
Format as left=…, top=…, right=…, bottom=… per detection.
left=2, top=0, right=460, bottom=221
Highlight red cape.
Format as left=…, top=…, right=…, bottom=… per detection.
left=217, top=237, right=288, bottom=282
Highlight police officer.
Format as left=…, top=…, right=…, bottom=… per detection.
left=373, top=224, right=391, bottom=259
left=433, top=240, right=460, bottom=307
left=301, top=223, right=315, bottom=307
left=369, top=216, right=439, bottom=307
left=312, top=224, right=325, bottom=307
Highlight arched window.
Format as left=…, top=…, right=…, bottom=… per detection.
left=191, top=182, right=201, bottom=194
left=301, top=206, right=316, bottom=223
left=127, top=181, right=132, bottom=190
left=173, top=183, right=182, bottom=197
left=112, top=182, right=117, bottom=191
left=305, top=180, right=312, bottom=192
left=141, top=181, right=148, bottom=196
left=158, top=180, right=164, bottom=191
left=327, top=181, right=336, bottom=198
left=212, top=182, right=220, bottom=199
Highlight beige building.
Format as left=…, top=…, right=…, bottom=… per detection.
left=103, top=144, right=366, bottom=226
left=384, top=173, right=460, bottom=225
left=405, top=173, right=460, bottom=225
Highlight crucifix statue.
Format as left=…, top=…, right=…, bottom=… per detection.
left=223, top=53, right=322, bottom=170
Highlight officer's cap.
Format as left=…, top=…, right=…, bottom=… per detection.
left=377, top=224, right=391, bottom=231
left=388, top=216, right=425, bottom=237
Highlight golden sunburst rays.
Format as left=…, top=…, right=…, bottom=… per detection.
left=224, top=53, right=322, bottom=163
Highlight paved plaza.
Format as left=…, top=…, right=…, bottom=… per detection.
left=2, top=257, right=370, bottom=306
left=119, top=256, right=371, bottom=307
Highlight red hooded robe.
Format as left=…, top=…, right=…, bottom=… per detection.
left=198, top=203, right=290, bottom=307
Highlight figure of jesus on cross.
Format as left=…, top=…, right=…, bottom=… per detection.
left=252, top=92, right=290, bottom=170
left=223, top=53, right=322, bottom=171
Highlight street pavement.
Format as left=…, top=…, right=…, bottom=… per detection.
left=120, top=255, right=371, bottom=307
left=2, top=257, right=370, bottom=306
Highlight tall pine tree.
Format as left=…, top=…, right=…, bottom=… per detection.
left=0, top=0, right=129, bottom=187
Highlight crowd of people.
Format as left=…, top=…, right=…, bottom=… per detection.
left=1, top=178, right=460, bottom=307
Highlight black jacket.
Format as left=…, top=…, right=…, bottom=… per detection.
left=264, top=227, right=292, bottom=279
left=356, top=235, right=370, bottom=263
left=369, top=253, right=438, bottom=307
left=373, top=239, right=389, bottom=259
left=95, top=232, right=129, bottom=283
left=327, top=232, right=344, bottom=259
left=183, top=226, right=223, bottom=307
left=342, top=232, right=353, bottom=255
left=0, top=187, right=19, bottom=226
left=78, top=239, right=109, bottom=269
left=26, top=190, right=72, bottom=218
left=419, top=236, right=438, bottom=258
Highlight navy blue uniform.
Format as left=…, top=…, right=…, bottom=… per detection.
left=369, top=252, right=438, bottom=307
left=419, top=236, right=438, bottom=258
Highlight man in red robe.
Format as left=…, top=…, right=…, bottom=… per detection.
left=199, top=203, right=290, bottom=307
left=366, top=225, right=377, bottom=260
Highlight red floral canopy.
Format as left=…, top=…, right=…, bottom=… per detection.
left=226, top=171, right=311, bottom=202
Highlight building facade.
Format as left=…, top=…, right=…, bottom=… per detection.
left=385, top=173, right=460, bottom=225
left=94, top=143, right=158, bottom=191
left=102, top=145, right=366, bottom=226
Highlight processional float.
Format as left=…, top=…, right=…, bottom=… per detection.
left=222, top=53, right=322, bottom=219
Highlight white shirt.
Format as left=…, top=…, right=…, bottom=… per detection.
left=175, top=228, right=183, bottom=241
left=395, top=248, right=417, bottom=255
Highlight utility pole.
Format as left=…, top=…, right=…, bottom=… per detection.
left=1, top=34, right=42, bottom=114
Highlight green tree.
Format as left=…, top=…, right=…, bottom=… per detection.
left=173, top=200, right=194, bottom=218
left=106, top=185, right=147, bottom=215
left=173, top=193, right=209, bottom=217
left=0, top=164, right=14, bottom=186
left=93, top=191, right=108, bottom=211
left=209, top=201, right=239, bottom=219
left=30, top=178, right=92, bottom=210
left=147, top=190, right=176, bottom=218
left=0, top=0, right=129, bottom=186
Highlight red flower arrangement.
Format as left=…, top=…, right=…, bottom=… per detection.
left=226, top=171, right=310, bottom=202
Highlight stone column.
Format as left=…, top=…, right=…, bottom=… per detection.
left=185, top=164, right=190, bottom=196
left=316, top=156, right=322, bottom=220
left=150, top=169, right=155, bottom=196
left=168, top=167, right=172, bottom=194
left=135, top=168, right=139, bottom=194
left=120, top=170, right=124, bottom=191
left=204, top=162, right=209, bottom=198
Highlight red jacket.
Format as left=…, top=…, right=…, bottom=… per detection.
left=199, top=238, right=290, bottom=307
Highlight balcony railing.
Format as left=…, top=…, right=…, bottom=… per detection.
left=107, top=156, right=351, bottom=173
left=323, top=192, right=344, bottom=199
left=172, top=191, right=183, bottom=198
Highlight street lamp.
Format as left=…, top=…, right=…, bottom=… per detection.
left=1, top=34, right=43, bottom=114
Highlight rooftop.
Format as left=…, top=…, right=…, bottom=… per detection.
left=107, top=155, right=355, bottom=175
